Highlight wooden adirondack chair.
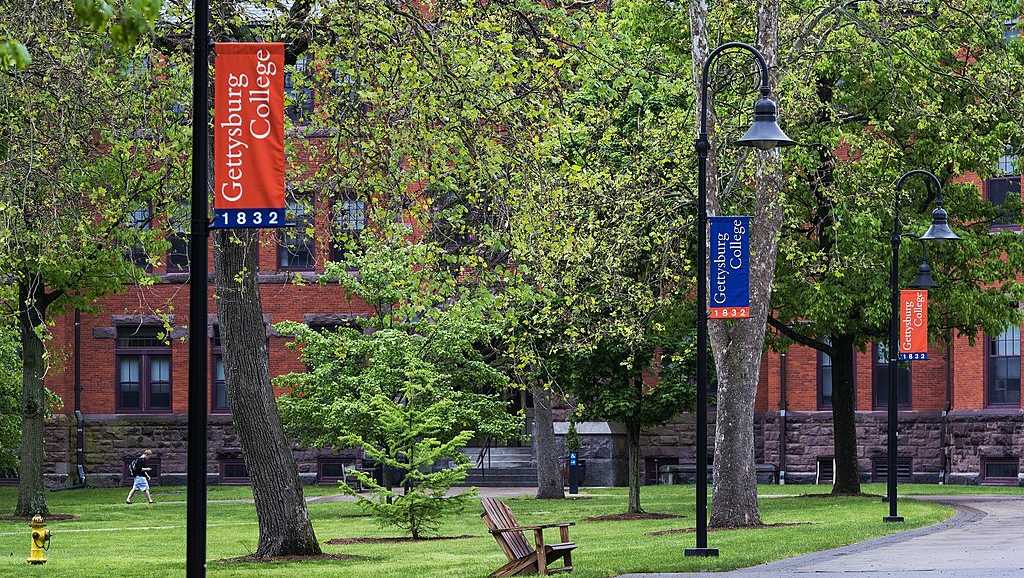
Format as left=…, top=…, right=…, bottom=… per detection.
left=480, top=497, right=576, bottom=577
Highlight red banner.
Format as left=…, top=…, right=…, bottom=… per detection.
left=213, top=42, right=286, bottom=228
left=898, top=289, right=928, bottom=361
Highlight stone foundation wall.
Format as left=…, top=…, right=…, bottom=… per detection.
left=42, top=414, right=73, bottom=487
left=40, top=410, right=1024, bottom=488
left=762, top=412, right=944, bottom=484
left=644, top=410, right=1024, bottom=486
left=45, top=415, right=628, bottom=488
left=552, top=421, right=627, bottom=486
left=639, top=412, right=715, bottom=465
left=946, top=410, right=1024, bottom=485
left=45, top=414, right=341, bottom=488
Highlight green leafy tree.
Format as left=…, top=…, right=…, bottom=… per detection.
left=686, top=0, right=1024, bottom=516
left=0, top=2, right=188, bottom=516
left=151, top=0, right=559, bottom=555
left=276, top=232, right=521, bottom=538
left=289, top=0, right=573, bottom=269
left=74, top=0, right=163, bottom=49
left=0, top=39, right=30, bottom=70
left=564, top=325, right=696, bottom=514
left=293, top=0, right=583, bottom=503
left=0, top=314, right=23, bottom=475
left=494, top=1, right=705, bottom=514
left=0, top=311, right=62, bottom=477
left=685, top=0, right=796, bottom=528
left=497, top=284, right=573, bottom=500
left=155, top=0, right=328, bottom=557
left=2, top=0, right=163, bottom=70
left=764, top=0, right=1024, bottom=496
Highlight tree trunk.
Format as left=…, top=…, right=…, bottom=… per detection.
left=709, top=338, right=762, bottom=527
left=626, top=421, right=643, bottom=514
left=532, top=386, right=564, bottom=499
left=830, top=334, right=861, bottom=495
left=15, top=284, right=48, bottom=517
left=693, top=0, right=785, bottom=528
left=214, top=229, right=320, bottom=557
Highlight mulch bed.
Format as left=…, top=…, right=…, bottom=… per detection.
left=217, top=553, right=363, bottom=564
left=585, top=512, right=683, bottom=522
left=0, top=513, right=79, bottom=522
left=647, top=522, right=809, bottom=536
left=326, top=534, right=477, bottom=545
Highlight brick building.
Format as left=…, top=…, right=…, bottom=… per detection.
left=30, top=186, right=381, bottom=487
left=642, top=169, right=1024, bottom=488
left=25, top=167, right=1022, bottom=489
left=19, top=59, right=1024, bottom=489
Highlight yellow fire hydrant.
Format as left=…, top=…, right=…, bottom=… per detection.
left=27, top=515, right=50, bottom=565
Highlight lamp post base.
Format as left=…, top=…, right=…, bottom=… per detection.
left=684, top=548, right=720, bottom=557
left=883, top=516, right=905, bottom=523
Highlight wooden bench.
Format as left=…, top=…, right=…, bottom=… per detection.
left=480, top=497, right=576, bottom=576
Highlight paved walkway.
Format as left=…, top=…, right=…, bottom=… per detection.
left=621, top=496, right=1024, bottom=578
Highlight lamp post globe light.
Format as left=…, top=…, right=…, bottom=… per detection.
left=884, top=170, right=960, bottom=524
left=685, top=41, right=795, bottom=559
left=909, top=251, right=938, bottom=291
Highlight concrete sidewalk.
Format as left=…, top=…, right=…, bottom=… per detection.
left=620, top=495, right=1024, bottom=578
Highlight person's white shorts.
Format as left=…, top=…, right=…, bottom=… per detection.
left=132, top=476, right=150, bottom=491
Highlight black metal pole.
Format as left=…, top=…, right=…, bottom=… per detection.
left=883, top=169, right=944, bottom=522
left=884, top=169, right=944, bottom=523
left=188, top=0, right=210, bottom=575
left=885, top=199, right=903, bottom=523
left=685, top=41, right=770, bottom=559
left=691, top=133, right=714, bottom=555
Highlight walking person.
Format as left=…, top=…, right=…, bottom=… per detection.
left=125, top=449, right=155, bottom=504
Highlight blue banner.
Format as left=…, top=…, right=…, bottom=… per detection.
left=210, top=208, right=289, bottom=229
left=708, top=216, right=751, bottom=319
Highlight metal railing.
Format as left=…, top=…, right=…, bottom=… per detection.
left=473, top=436, right=493, bottom=482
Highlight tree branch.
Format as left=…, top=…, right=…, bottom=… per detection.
left=766, top=315, right=831, bottom=355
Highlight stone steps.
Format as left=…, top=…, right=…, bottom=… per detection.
left=461, top=447, right=538, bottom=487
left=462, top=447, right=535, bottom=469
left=463, top=466, right=539, bottom=487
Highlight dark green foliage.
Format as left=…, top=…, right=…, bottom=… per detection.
left=276, top=233, right=521, bottom=538
left=0, top=320, right=20, bottom=474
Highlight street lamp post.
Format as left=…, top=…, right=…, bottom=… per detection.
left=188, top=0, right=210, bottom=576
left=884, top=170, right=959, bottom=524
left=685, top=42, right=795, bottom=558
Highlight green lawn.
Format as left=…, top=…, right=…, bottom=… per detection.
left=760, top=482, right=1024, bottom=496
left=0, top=483, right=993, bottom=577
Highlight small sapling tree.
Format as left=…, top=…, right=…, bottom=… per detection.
left=277, top=232, right=520, bottom=538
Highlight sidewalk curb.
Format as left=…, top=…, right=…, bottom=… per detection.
left=731, top=496, right=985, bottom=574
left=617, top=495, right=987, bottom=578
